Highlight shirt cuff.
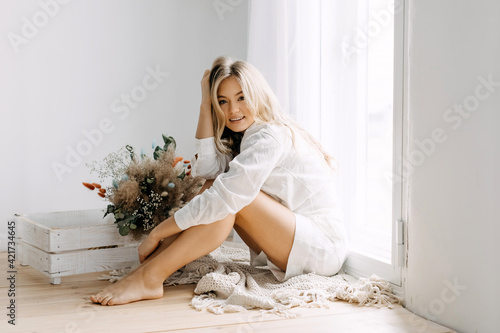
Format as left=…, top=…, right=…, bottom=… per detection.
left=174, top=207, right=193, bottom=230
left=195, top=137, right=217, bottom=157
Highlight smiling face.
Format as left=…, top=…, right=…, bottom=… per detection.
left=217, top=77, right=255, bottom=133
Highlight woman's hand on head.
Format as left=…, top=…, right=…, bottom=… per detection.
left=196, top=69, right=215, bottom=139
left=201, top=69, right=212, bottom=108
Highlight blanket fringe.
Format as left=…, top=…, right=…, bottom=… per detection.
left=191, top=293, right=247, bottom=315
left=97, top=268, right=130, bottom=283
left=336, top=274, right=403, bottom=308
left=258, top=307, right=299, bottom=319
left=191, top=294, right=300, bottom=319
left=272, top=289, right=332, bottom=309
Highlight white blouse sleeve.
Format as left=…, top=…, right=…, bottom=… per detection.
left=174, top=129, right=285, bottom=230
left=191, top=137, right=231, bottom=179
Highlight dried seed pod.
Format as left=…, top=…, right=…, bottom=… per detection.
left=92, top=183, right=102, bottom=189
left=97, top=192, right=106, bottom=198
left=99, top=188, right=106, bottom=194
left=82, top=182, right=95, bottom=190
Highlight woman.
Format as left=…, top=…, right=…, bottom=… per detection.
left=91, top=56, right=347, bottom=306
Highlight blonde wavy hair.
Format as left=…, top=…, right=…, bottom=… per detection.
left=209, top=56, right=335, bottom=170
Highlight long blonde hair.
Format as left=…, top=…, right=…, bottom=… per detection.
left=209, top=56, right=335, bottom=169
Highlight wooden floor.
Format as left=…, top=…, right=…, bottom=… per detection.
left=0, top=253, right=455, bottom=333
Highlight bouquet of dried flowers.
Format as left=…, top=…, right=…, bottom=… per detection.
left=83, top=135, right=204, bottom=237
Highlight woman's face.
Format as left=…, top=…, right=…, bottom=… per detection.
left=217, top=77, right=255, bottom=133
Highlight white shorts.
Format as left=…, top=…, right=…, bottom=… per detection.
left=249, top=213, right=345, bottom=281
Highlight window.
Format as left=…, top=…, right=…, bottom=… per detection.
left=331, top=0, right=406, bottom=286
left=247, top=0, right=406, bottom=286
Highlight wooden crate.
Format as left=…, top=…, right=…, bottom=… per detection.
left=14, top=209, right=141, bottom=284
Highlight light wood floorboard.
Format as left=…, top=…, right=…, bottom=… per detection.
left=0, top=253, right=455, bottom=333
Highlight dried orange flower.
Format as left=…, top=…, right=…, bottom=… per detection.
left=172, top=156, right=183, bottom=167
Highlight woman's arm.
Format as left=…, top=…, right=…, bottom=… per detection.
left=175, top=127, right=286, bottom=231
left=192, top=69, right=230, bottom=178
left=195, top=69, right=214, bottom=140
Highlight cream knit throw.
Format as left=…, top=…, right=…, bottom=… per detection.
left=100, top=241, right=402, bottom=317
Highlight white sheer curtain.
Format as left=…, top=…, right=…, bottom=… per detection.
left=247, top=0, right=322, bottom=140
left=247, top=0, right=359, bottom=241
left=246, top=0, right=396, bottom=270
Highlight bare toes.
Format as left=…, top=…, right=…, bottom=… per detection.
left=102, top=295, right=113, bottom=306
left=90, top=293, right=103, bottom=304
left=98, top=293, right=108, bottom=303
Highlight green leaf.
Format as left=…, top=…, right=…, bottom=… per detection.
left=153, top=146, right=163, bottom=160
left=104, top=204, right=115, bottom=218
left=162, top=134, right=171, bottom=144
left=119, top=226, right=130, bottom=236
left=130, top=223, right=137, bottom=230
left=177, top=170, right=186, bottom=181
left=121, top=215, right=136, bottom=224
left=162, top=135, right=176, bottom=152
left=146, top=177, right=155, bottom=184
left=116, top=212, right=125, bottom=219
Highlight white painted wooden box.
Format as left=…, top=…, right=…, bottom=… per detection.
left=14, top=209, right=141, bottom=284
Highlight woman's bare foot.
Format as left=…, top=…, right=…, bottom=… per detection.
left=90, top=266, right=164, bottom=306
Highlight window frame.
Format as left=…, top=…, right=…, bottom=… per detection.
left=341, top=0, right=408, bottom=288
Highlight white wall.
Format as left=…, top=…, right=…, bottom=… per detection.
left=405, top=1, right=500, bottom=332
left=0, top=0, right=248, bottom=251
left=4, top=1, right=499, bottom=331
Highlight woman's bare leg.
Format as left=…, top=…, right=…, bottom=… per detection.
left=123, top=234, right=179, bottom=277
left=91, top=179, right=217, bottom=305
left=234, top=191, right=296, bottom=271
left=90, top=215, right=234, bottom=305
left=90, top=182, right=296, bottom=306
left=118, top=181, right=216, bottom=276
left=131, top=180, right=215, bottom=267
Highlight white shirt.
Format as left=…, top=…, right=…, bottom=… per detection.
left=174, top=122, right=348, bottom=252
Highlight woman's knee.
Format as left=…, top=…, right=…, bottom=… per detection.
left=235, top=191, right=266, bottom=224
left=194, top=214, right=235, bottom=244
left=236, top=191, right=293, bottom=226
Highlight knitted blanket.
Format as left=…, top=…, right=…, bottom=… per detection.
left=101, top=241, right=402, bottom=317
